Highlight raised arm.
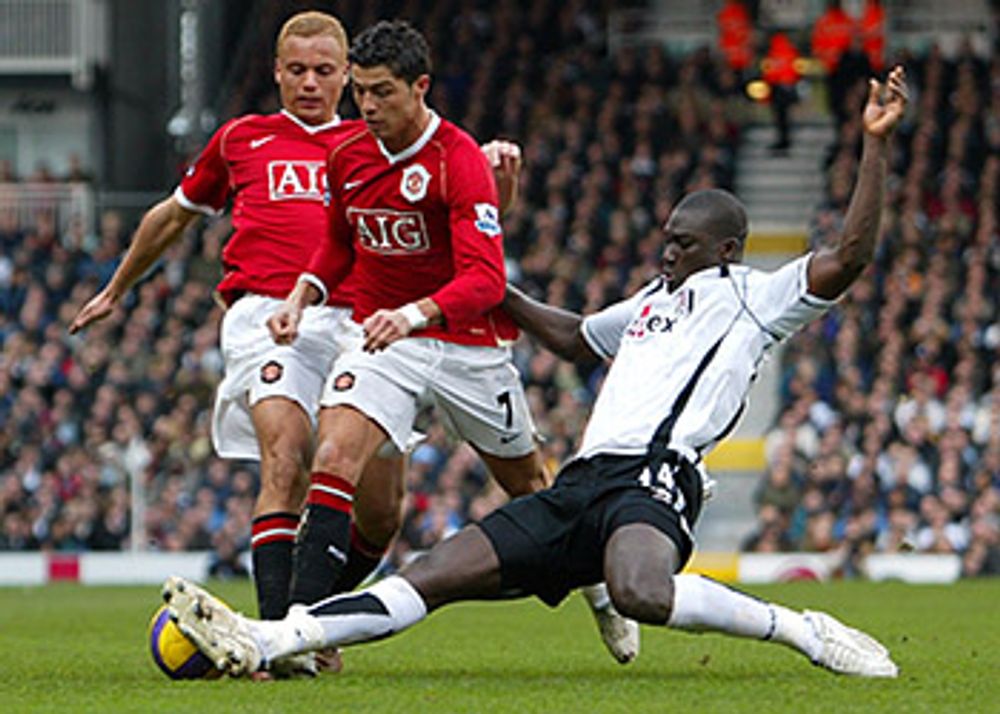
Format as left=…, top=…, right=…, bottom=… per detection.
left=69, top=196, right=200, bottom=333
left=503, top=284, right=600, bottom=365
left=807, top=65, right=909, bottom=300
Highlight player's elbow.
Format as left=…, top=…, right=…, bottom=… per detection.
left=568, top=337, right=602, bottom=367
left=829, top=250, right=870, bottom=294
left=480, top=270, right=506, bottom=310
left=835, top=241, right=873, bottom=275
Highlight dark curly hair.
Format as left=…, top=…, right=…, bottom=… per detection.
left=349, top=20, right=432, bottom=84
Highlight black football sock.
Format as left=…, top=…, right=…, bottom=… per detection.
left=333, top=521, right=389, bottom=593
left=289, top=472, right=355, bottom=606
left=250, top=511, right=299, bottom=619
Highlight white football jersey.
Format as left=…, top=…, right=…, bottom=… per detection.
left=577, top=255, right=834, bottom=464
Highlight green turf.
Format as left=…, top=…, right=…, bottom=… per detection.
left=0, top=579, right=996, bottom=713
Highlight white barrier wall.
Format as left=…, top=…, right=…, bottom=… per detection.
left=0, top=553, right=48, bottom=585
left=0, top=552, right=214, bottom=586
left=0, top=551, right=964, bottom=586
left=863, top=553, right=963, bottom=583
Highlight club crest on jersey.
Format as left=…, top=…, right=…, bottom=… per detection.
left=400, top=163, right=431, bottom=202
left=625, top=290, right=694, bottom=341
left=474, top=203, right=502, bottom=237
left=260, top=360, right=284, bottom=384
left=333, top=372, right=355, bottom=391
left=267, top=161, right=327, bottom=202
left=348, top=207, right=430, bottom=255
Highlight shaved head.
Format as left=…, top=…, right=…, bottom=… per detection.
left=673, top=189, right=748, bottom=248
left=660, top=189, right=750, bottom=289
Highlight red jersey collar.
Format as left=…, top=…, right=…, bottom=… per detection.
left=280, top=109, right=342, bottom=135
left=376, top=110, right=441, bottom=165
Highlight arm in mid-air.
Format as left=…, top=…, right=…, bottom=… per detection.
left=807, top=66, right=908, bottom=300
left=68, top=196, right=200, bottom=333
left=502, top=283, right=600, bottom=365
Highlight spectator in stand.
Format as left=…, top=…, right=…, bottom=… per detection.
left=747, top=41, right=999, bottom=578
left=716, top=0, right=754, bottom=80
left=762, top=31, right=801, bottom=152
left=811, top=0, right=856, bottom=123
left=859, top=0, right=886, bottom=73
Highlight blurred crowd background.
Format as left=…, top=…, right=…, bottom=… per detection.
left=1, top=1, right=998, bottom=580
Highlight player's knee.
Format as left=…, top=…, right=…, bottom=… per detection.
left=608, top=570, right=674, bottom=625
left=312, top=437, right=366, bottom=481
left=496, top=464, right=548, bottom=497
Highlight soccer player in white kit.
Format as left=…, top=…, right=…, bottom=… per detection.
left=164, top=66, right=908, bottom=679
left=267, top=20, right=637, bottom=662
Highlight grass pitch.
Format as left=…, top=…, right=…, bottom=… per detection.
left=0, top=578, right=996, bottom=713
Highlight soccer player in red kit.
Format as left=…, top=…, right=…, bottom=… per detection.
left=68, top=11, right=406, bottom=631
left=268, top=20, right=639, bottom=664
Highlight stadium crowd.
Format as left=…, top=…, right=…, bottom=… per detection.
left=743, top=41, right=1000, bottom=577
left=1, top=2, right=996, bottom=580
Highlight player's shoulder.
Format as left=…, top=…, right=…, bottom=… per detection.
left=327, top=120, right=373, bottom=161
left=437, top=119, right=479, bottom=147
left=194, top=114, right=264, bottom=158
left=319, top=117, right=367, bottom=144
left=748, top=253, right=812, bottom=281
left=218, top=113, right=270, bottom=138
left=330, top=118, right=370, bottom=145
left=435, top=119, right=486, bottom=162
left=335, top=117, right=367, bottom=133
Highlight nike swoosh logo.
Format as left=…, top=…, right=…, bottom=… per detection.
left=343, top=179, right=364, bottom=191
left=249, top=135, right=276, bottom=149
left=499, top=434, right=519, bottom=444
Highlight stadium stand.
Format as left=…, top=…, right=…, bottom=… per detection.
left=1, top=2, right=996, bottom=583
left=744, top=41, right=1000, bottom=577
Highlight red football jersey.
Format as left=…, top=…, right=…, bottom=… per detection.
left=306, top=113, right=518, bottom=347
left=175, top=110, right=363, bottom=306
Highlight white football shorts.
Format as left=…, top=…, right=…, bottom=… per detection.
left=212, top=294, right=362, bottom=460
left=320, top=338, right=537, bottom=458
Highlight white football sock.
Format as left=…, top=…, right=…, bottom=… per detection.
left=310, top=575, right=427, bottom=645
left=667, top=574, right=821, bottom=660
left=249, top=575, right=428, bottom=664
left=247, top=609, right=324, bottom=665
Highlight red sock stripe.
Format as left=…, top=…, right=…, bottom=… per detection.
left=251, top=513, right=299, bottom=548
left=307, top=472, right=355, bottom=513
left=350, top=522, right=387, bottom=559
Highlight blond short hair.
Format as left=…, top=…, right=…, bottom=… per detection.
left=275, top=11, right=348, bottom=59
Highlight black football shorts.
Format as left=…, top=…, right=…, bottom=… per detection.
left=478, top=453, right=703, bottom=607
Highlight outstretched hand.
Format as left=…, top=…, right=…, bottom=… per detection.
left=863, top=65, right=909, bottom=138
left=68, top=289, right=117, bottom=334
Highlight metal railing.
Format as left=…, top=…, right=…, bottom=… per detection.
left=0, top=181, right=94, bottom=235
left=0, top=0, right=108, bottom=88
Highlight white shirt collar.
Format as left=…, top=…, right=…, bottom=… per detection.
left=668, top=263, right=746, bottom=293
left=376, top=110, right=441, bottom=165
left=280, top=109, right=341, bottom=134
